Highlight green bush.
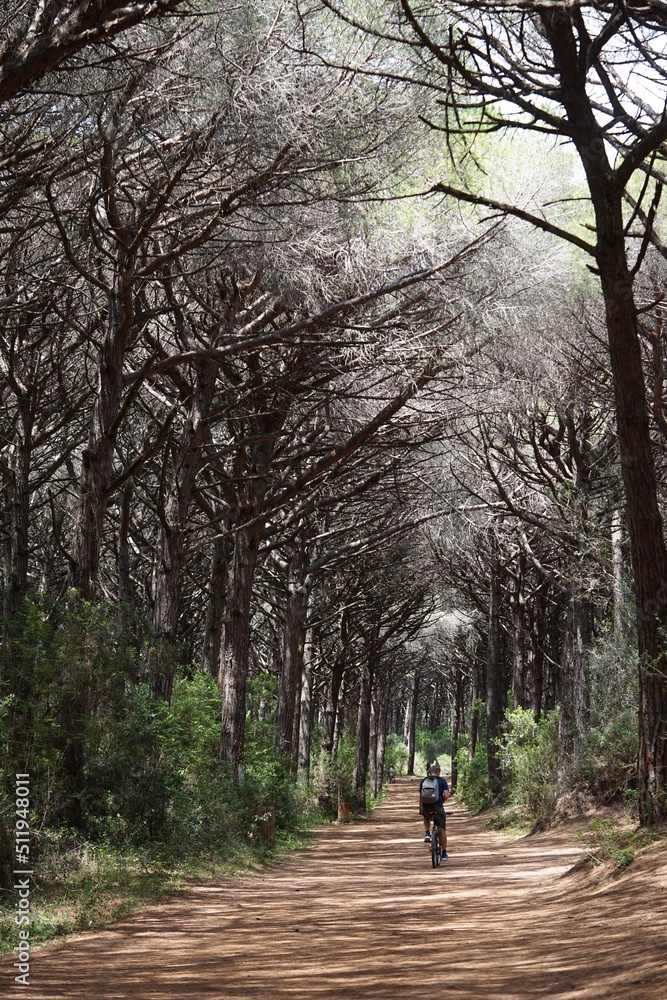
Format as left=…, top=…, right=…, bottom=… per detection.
left=384, top=733, right=409, bottom=776
left=1, top=590, right=146, bottom=828
left=497, top=707, right=559, bottom=820
left=1, top=593, right=313, bottom=861
left=585, top=619, right=638, bottom=800
left=84, top=674, right=233, bottom=852
left=454, top=734, right=489, bottom=813
left=328, top=736, right=357, bottom=801
left=584, top=815, right=663, bottom=869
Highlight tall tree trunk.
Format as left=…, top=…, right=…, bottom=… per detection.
left=529, top=584, right=548, bottom=722
left=150, top=360, right=217, bottom=701
left=544, top=599, right=561, bottom=713
left=403, top=687, right=412, bottom=744
left=376, top=678, right=390, bottom=791
left=202, top=534, right=229, bottom=679
left=558, top=588, right=591, bottom=783
left=275, top=540, right=310, bottom=756
left=64, top=287, right=132, bottom=814
left=149, top=493, right=183, bottom=704
left=219, top=417, right=283, bottom=774
left=317, top=609, right=349, bottom=811
left=511, top=555, right=526, bottom=709
left=387, top=702, right=397, bottom=736
left=369, top=694, right=379, bottom=797
left=545, top=3, right=667, bottom=825
left=71, top=283, right=131, bottom=601
left=118, top=479, right=134, bottom=615
left=611, top=509, right=624, bottom=637
left=469, top=648, right=483, bottom=758
left=353, top=654, right=375, bottom=809
left=291, top=666, right=303, bottom=773
left=321, top=609, right=348, bottom=759
left=219, top=519, right=264, bottom=773
left=406, top=668, right=420, bottom=775
left=451, top=663, right=465, bottom=792
left=597, top=142, right=667, bottom=830
left=297, top=626, right=315, bottom=784
left=486, top=551, right=503, bottom=795
left=332, top=678, right=345, bottom=757
left=8, top=396, right=32, bottom=614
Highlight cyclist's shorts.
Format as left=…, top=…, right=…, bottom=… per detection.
left=423, top=803, right=446, bottom=829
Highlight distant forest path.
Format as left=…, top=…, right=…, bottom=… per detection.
left=5, top=779, right=667, bottom=999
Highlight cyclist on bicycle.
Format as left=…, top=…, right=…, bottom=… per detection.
left=419, top=761, right=450, bottom=859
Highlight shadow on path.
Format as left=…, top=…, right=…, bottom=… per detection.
left=3, top=778, right=666, bottom=999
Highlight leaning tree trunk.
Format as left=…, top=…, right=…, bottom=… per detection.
left=403, top=688, right=412, bottom=743
left=545, top=2, right=667, bottom=826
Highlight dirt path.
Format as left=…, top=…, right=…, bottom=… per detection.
left=3, top=779, right=667, bottom=999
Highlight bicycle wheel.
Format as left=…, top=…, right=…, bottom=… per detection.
left=431, top=825, right=438, bottom=868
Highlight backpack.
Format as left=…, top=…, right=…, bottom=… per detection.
left=421, top=776, right=440, bottom=804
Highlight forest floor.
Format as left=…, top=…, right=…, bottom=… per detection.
left=3, top=778, right=667, bottom=999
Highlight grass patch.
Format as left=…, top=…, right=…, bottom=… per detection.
left=581, top=815, right=666, bottom=870
left=483, top=801, right=533, bottom=840
left=0, top=823, right=317, bottom=953
left=0, top=844, right=184, bottom=950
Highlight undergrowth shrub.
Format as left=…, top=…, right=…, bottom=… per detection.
left=85, top=674, right=234, bottom=853
left=329, top=736, right=357, bottom=802
left=1, top=593, right=312, bottom=863
left=454, top=734, right=489, bottom=812
left=582, top=816, right=664, bottom=869
left=497, top=707, right=559, bottom=820
left=584, top=617, right=638, bottom=801
left=384, top=733, right=408, bottom=776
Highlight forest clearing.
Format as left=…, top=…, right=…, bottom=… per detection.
left=3, top=1, right=667, bottom=994
left=3, top=780, right=667, bottom=999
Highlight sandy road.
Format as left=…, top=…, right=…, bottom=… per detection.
left=3, top=778, right=666, bottom=999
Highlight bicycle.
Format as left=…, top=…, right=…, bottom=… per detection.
left=425, top=810, right=451, bottom=868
